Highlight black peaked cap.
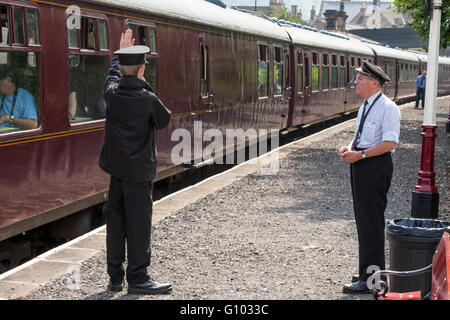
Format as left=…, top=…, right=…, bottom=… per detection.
left=356, top=61, right=391, bottom=84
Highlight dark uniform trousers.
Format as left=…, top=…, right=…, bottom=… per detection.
left=415, top=87, right=425, bottom=109
left=350, top=152, right=393, bottom=281
left=106, top=176, right=152, bottom=285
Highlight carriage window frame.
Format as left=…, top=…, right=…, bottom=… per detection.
left=67, top=11, right=110, bottom=127
left=339, top=55, right=346, bottom=89
left=321, top=53, right=329, bottom=91
left=311, top=52, right=319, bottom=92
left=0, top=3, right=42, bottom=137
left=126, top=20, right=158, bottom=92
left=273, top=45, right=283, bottom=97
left=297, top=50, right=303, bottom=94
left=200, top=43, right=209, bottom=98
left=257, top=42, right=269, bottom=98
left=331, top=54, right=338, bottom=89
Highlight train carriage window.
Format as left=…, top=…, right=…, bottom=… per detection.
left=331, top=55, right=338, bottom=89
left=98, top=19, right=108, bottom=50
left=401, top=63, right=404, bottom=81
left=0, top=50, right=40, bottom=133
left=0, top=5, right=41, bottom=135
left=350, top=57, right=356, bottom=80
left=297, top=50, right=303, bottom=93
left=26, top=8, right=40, bottom=45
left=311, top=52, right=319, bottom=92
left=127, top=23, right=158, bottom=91
left=258, top=44, right=269, bottom=98
left=273, top=46, right=282, bottom=96
left=283, top=49, right=290, bottom=90
left=13, top=7, right=25, bottom=45
left=304, top=52, right=310, bottom=89
left=0, top=5, right=9, bottom=45
left=339, top=55, right=346, bottom=88
left=322, top=54, right=329, bottom=91
left=200, top=44, right=209, bottom=97
left=81, top=17, right=96, bottom=50
left=148, top=28, right=157, bottom=53
left=68, top=13, right=109, bottom=124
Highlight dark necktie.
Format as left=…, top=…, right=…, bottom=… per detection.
left=352, top=100, right=369, bottom=149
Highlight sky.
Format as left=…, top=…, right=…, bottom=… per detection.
left=221, top=0, right=392, bottom=21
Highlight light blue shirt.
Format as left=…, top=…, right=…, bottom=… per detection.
left=415, top=75, right=426, bottom=88
left=354, top=91, right=401, bottom=150
left=0, top=87, right=37, bottom=129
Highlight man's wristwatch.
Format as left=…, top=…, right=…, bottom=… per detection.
left=9, top=115, right=15, bottom=124
left=361, top=150, right=366, bottom=159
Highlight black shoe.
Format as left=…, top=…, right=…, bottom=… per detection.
left=128, top=279, right=172, bottom=295
left=343, top=280, right=370, bottom=294
left=351, top=274, right=359, bottom=283
left=108, top=280, right=124, bottom=292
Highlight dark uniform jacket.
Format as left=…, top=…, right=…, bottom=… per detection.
left=99, top=57, right=171, bottom=182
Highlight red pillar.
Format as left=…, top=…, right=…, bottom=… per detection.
left=411, top=125, right=439, bottom=218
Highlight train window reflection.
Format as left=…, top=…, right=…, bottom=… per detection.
left=68, top=24, right=78, bottom=48
left=273, top=64, right=282, bottom=96
left=273, top=47, right=282, bottom=96
left=322, top=54, right=329, bottom=91
left=332, top=67, right=338, bottom=89
left=68, top=54, right=108, bottom=123
left=311, top=66, right=319, bottom=91
left=311, top=53, right=319, bottom=92
left=13, top=7, right=25, bottom=45
left=26, top=8, right=40, bottom=45
left=0, top=51, right=40, bottom=133
left=81, top=17, right=95, bottom=50
left=297, top=66, right=303, bottom=93
left=148, top=28, right=157, bottom=53
left=258, top=44, right=268, bottom=98
left=98, top=19, right=108, bottom=50
left=0, top=5, right=9, bottom=45
left=340, top=66, right=345, bottom=88
left=201, top=44, right=209, bottom=97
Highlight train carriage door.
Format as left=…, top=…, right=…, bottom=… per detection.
left=272, top=45, right=285, bottom=128
left=303, top=51, right=310, bottom=109
left=293, top=49, right=305, bottom=125
left=281, top=46, right=290, bottom=128
left=394, top=60, right=399, bottom=100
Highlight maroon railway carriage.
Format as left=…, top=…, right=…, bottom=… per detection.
left=0, top=0, right=449, bottom=272
left=0, top=0, right=294, bottom=268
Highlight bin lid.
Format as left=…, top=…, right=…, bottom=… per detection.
left=387, top=218, right=450, bottom=238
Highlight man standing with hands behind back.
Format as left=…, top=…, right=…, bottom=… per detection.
left=415, top=71, right=426, bottom=109
left=338, top=61, right=400, bottom=294
left=99, top=29, right=172, bottom=295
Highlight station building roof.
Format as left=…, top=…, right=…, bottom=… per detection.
left=92, top=0, right=291, bottom=42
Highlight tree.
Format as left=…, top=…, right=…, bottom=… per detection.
left=392, top=0, right=449, bottom=50
left=277, top=8, right=305, bottom=25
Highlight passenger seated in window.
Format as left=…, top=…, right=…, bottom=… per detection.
left=0, top=70, right=38, bottom=130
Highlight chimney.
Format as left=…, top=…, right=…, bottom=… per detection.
left=291, top=5, right=297, bottom=16
left=310, top=5, right=316, bottom=26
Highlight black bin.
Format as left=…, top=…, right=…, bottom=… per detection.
left=386, top=218, right=450, bottom=297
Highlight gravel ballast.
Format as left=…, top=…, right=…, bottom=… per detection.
left=25, top=97, right=449, bottom=300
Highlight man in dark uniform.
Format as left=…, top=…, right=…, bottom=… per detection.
left=338, top=61, right=400, bottom=294
left=99, top=30, right=172, bottom=295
